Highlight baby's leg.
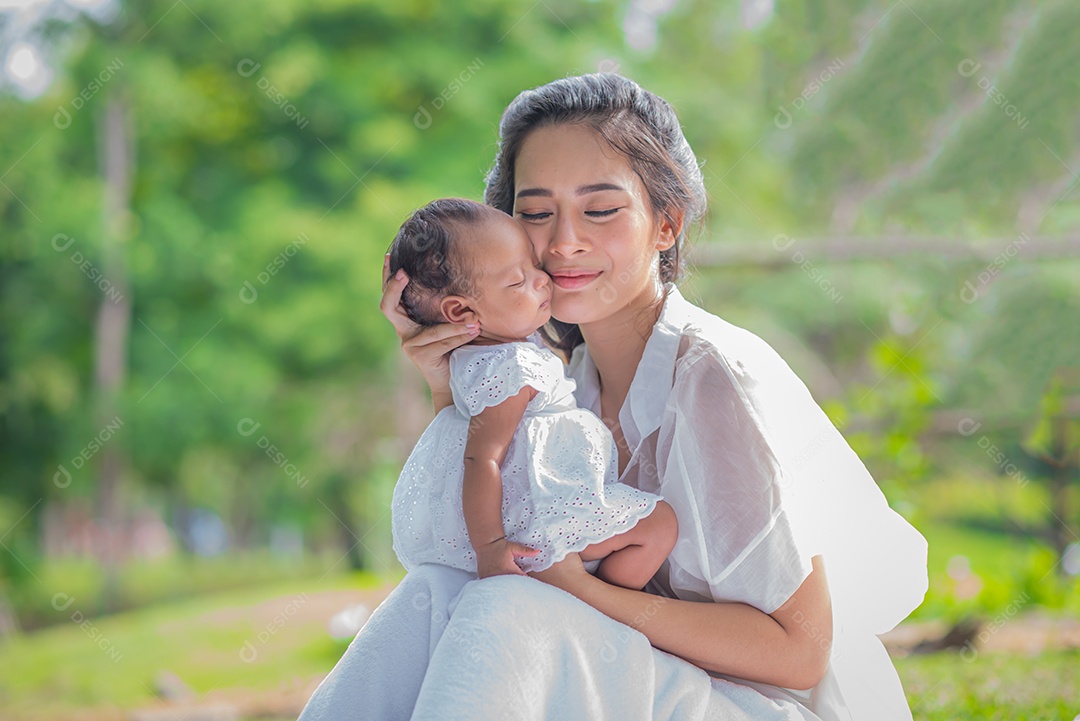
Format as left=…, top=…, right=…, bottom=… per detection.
left=579, top=500, right=678, bottom=590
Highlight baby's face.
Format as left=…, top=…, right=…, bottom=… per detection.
left=455, top=213, right=553, bottom=342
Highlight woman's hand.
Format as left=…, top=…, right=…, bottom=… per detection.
left=529, top=552, right=594, bottom=595
left=381, top=255, right=480, bottom=407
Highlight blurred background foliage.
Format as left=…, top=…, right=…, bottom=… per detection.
left=0, top=0, right=1079, bottom=715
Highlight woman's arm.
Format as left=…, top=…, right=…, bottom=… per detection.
left=380, top=255, right=479, bottom=412
left=462, top=387, right=540, bottom=577
left=534, top=555, right=832, bottom=690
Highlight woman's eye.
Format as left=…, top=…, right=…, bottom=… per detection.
left=585, top=207, right=622, bottom=218
left=518, top=211, right=551, bottom=221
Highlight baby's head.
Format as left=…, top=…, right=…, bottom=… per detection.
left=388, top=198, right=552, bottom=342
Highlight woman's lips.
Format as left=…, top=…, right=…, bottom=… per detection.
left=550, top=271, right=600, bottom=290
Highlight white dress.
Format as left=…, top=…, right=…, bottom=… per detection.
left=391, top=336, right=660, bottom=574
left=300, top=286, right=928, bottom=721
left=567, top=286, right=927, bottom=721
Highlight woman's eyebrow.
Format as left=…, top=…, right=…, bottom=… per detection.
left=515, top=182, right=626, bottom=199
left=576, top=183, right=625, bottom=195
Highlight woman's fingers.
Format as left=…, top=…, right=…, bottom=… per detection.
left=380, top=256, right=477, bottom=404
left=404, top=321, right=480, bottom=357
left=379, top=266, right=418, bottom=338
left=379, top=260, right=482, bottom=352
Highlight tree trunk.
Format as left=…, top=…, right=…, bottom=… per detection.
left=0, top=589, right=19, bottom=639
left=1051, top=415, right=1073, bottom=568
left=326, top=472, right=365, bottom=571
left=94, top=92, right=133, bottom=611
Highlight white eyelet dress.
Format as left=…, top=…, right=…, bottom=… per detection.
left=391, top=337, right=661, bottom=574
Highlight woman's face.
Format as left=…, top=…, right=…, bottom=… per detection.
left=511, top=124, right=677, bottom=328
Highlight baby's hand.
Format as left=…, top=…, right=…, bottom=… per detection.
left=475, top=537, right=540, bottom=579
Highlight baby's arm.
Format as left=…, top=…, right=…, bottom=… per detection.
left=463, top=386, right=541, bottom=578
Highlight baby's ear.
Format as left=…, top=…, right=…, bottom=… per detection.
left=440, top=295, right=476, bottom=325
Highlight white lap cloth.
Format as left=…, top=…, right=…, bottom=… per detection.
left=298, top=564, right=820, bottom=721
left=392, top=338, right=659, bottom=574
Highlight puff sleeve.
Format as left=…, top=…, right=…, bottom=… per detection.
left=450, top=343, right=564, bottom=417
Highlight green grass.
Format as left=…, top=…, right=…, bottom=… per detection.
left=893, top=478, right=1080, bottom=718
left=921, top=519, right=1034, bottom=578
left=0, top=571, right=382, bottom=718
left=896, top=649, right=1080, bottom=720
left=910, top=519, right=1061, bottom=620
left=6, top=551, right=355, bottom=630
left=903, top=472, right=1080, bottom=621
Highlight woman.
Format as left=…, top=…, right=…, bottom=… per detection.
left=299, top=74, right=927, bottom=721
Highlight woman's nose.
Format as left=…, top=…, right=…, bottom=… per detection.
left=548, top=214, right=588, bottom=257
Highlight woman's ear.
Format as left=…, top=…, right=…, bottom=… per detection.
left=656, top=209, right=684, bottom=252
left=440, top=296, right=477, bottom=325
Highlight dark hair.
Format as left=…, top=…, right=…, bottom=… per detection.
left=387, top=198, right=499, bottom=326
left=484, top=73, right=707, bottom=353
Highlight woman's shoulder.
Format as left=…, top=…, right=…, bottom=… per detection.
left=668, top=298, right=788, bottom=382
left=665, top=296, right=817, bottom=433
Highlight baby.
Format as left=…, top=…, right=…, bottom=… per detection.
left=387, top=198, right=677, bottom=589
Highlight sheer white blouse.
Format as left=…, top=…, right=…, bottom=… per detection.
left=566, top=286, right=928, bottom=721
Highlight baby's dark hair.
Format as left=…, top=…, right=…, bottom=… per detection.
left=388, top=198, right=500, bottom=326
